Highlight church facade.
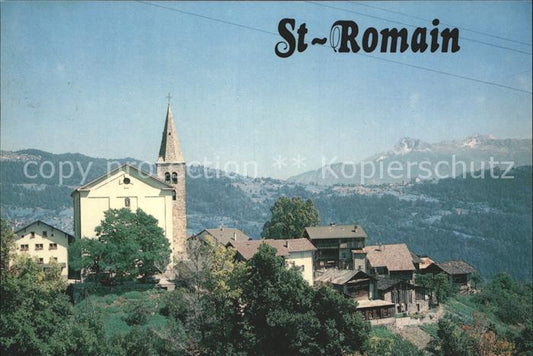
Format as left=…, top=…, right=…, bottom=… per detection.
left=72, top=104, right=187, bottom=259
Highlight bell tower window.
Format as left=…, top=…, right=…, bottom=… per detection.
left=172, top=172, right=178, bottom=184
left=165, top=172, right=170, bottom=183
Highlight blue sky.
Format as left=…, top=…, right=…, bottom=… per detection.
left=1, top=1, right=531, bottom=178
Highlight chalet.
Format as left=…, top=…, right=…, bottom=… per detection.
left=227, top=238, right=317, bottom=286
left=303, top=224, right=367, bottom=270
left=376, top=277, right=429, bottom=314
left=365, top=243, right=416, bottom=281
left=14, top=220, right=73, bottom=278
left=314, top=269, right=376, bottom=300
left=436, top=260, right=476, bottom=289
left=192, top=227, right=250, bottom=245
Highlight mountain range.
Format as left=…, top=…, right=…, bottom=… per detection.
left=288, top=135, right=532, bottom=185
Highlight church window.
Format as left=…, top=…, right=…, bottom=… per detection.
left=172, top=190, right=177, bottom=201
left=172, top=172, right=178, bottom=184
left=123, top=177, right=131, bottom=184
left=165, top=172, right=171, bottom=183
left=125, top=197, right=130, bottom=207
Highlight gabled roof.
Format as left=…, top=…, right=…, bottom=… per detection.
left=227, top=238, right=316, bottom=261
left=304, top=224, right=368, bottom=240
left=314, top=269, right=372, bottom=285
left=437, top=260, right=476, bottom=275
left=197, top=228, right=251, bottom=245
left=71, top=163, right=173, bottom=195
left=228, top=240, right=289, bottom=260
left=157, top=104, right=184, bottom=163
left=365, top=243, right=416, bottom=272
left=15, top=220, right=73, bottom=239
left=411, top=252, right=422, bottom=264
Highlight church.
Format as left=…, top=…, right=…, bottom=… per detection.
left=71, top=104, right=187, bottom=260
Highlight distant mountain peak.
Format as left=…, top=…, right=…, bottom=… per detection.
left=391, top=137, right=432, bottom=155
left=462, top=134, right=497, bottom=148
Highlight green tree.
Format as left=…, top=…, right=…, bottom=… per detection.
left=415, top=273, right=453, bottom=305
left=436, top=315, right=476, bottom=356
left=261, top=197, right=319, bottom=239
left=470, top=272, right=482, bottom=289
left=71, top=208, right=171, bottom=283
left=0, top=256, right=72, bottom=356
left=240, top=244, right=369, bottom=355
left=0, top=219, right=16, bottom=281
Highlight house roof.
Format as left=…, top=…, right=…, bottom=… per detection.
left=365, top=243, right=416, bottom=272
left=314, top=269, right=372, bottom=285
left=198, top=228, right=251, bottom=245
left=227, top=238, right=316, bottom=261
left=436, top=260, right=476, bottom=275
left=304, top=224, right=368, bottom=240
left=71, top=164, right=174, bottom=195
left=15, top=220, right=73, bottom=239
left=410, top=252, right=422, bottom=264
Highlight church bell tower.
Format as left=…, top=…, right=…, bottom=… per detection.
left=156, top=102, right=186, bottom=258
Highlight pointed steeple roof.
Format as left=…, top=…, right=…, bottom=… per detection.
left=157, top=104, right=184, bottom=163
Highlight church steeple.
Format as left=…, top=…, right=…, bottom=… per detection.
left=156, top=101, right=187, bottom=258
left=157, top=104, right=184, bottom=163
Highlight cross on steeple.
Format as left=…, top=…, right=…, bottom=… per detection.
left=166, top=93, right=172, bottom=105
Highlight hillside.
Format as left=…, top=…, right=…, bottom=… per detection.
left=1, top=149, right=531, bottom=280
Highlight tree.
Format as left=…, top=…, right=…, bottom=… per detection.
left=71, top=208, right=171, bottom=283
left=0, top=219, right=16, bottom=281
left=0, top=256, right=72, bottom=356
left=172, top=237, right=248, bottom=355
left=415, top=273, right=453, bottom=305
left=261, top=197, right=319, bottom=239
left=240, top=244, right=369, bottom=355
left=470, top=272, right=482, bottom=289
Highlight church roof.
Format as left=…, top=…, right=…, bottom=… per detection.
left=157, top=104, right=184, bottom=163
left=71, top=163, right=174, bottom=195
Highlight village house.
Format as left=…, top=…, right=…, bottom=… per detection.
left=314, top=269, right=376, bottom=300
left=192, top=227, right=250, bottom=246
left=227, top=238, right=316, bottom=286
left=14, top=220, right=73, bottom=278
left=303, top=224, right=367, bottom=270
left=365, top=243, right=429, bottom=314
left=423, top=260, right=476, bottom=289
left=365, top=243, right=416, bottom=280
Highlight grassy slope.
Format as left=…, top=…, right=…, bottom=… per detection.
left=75, top=289, right=168, bottom=337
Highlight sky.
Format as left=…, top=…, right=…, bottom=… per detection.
left=1, top=1, right=531, bottom=179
